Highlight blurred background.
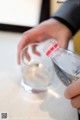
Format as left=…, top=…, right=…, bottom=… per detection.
left=0, top=0, right=80, bottom=53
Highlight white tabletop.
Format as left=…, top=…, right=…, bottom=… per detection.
left=0, top=31, right=78, bottom=120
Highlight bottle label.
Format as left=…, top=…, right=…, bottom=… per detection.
left=46, top=43, right=59, bottom=56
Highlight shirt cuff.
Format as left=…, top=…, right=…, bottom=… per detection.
left=52, top=16, right=77, bottom=36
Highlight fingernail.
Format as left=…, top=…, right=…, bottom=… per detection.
left=64, top=90, right=70, bottom=99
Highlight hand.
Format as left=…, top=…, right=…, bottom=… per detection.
left=64, top=80, right=80, bottom=109
left=17, top=18, right=72, bottom=64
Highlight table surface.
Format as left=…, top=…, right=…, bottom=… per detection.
left=0, top=30, right=78, bottom=120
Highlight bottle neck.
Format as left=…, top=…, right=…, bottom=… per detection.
left=44, top=40, right=61, bottom=57
left=49, top=47, right=64, bottom=58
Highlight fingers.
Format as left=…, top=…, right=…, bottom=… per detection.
left=64, top=80, right=80, bottom=99
left=17, top=29, right=39, bottom=64
left=24, top=47, right=31, bottom=61
left=17, top=32, right=47, bottom=64
left=23, top=45, right=41, bottom=62
left=32, top=45, right=41, bottom=56
left=17, top=29, right=41, bottom=64
left=20, top=44, right=41, bottom=64
left=17, top=32, right=31, bottom=64
left=71, top=95, right=80, bottom=109
left=64, top=80, right=80, bottom=109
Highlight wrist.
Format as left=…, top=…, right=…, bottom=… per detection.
left=47, top=18, right=72, bottom=40
left=52, top=17, right=76, bottom=36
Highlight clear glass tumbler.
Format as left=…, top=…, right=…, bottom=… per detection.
left=20, top=42, right=54, bottom=94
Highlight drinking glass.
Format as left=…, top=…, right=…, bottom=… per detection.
left=20, top=42, right=54, bottom=94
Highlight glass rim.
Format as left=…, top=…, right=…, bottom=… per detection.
left=20, top=40, right=80, bottom=66
left=20, top=42, right=52, bottom=69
